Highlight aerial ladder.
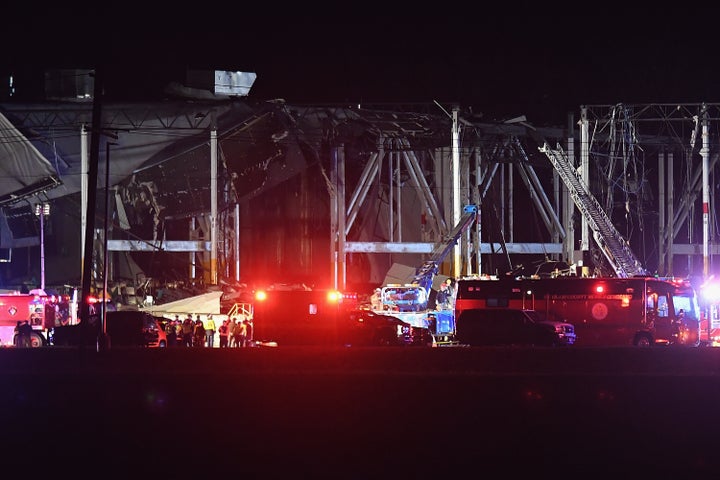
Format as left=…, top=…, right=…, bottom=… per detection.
left=371, top=205, right=478, bottom=344
left=539, top=142, right=647, bottom=278
left=412, top=204, right=479, bottom=296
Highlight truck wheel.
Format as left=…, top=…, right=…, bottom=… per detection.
left=634, top=333, right=652, bottom=347
left=29, top=332, right=45, bottom=347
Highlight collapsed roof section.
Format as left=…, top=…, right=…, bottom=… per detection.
left=119, top=101, right=453, bottom=222
left=0, top=111, right=60, bottom=206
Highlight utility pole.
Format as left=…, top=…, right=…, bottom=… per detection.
left=701, top=106, right=710, bottom=279
left=452, top=106, right=461, bottom=277
left=80, top=67, right=103, bottom=351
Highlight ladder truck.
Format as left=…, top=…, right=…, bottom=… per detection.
left=369, top=204, right=478, bottom=344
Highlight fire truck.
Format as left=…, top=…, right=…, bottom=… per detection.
left=251, top=284, right=438, bottom=346
left=0, top=290, right=74, bottom=347
left=454, top=275, right=701, bottom=347
left=250, top=283, right=358, bottom=346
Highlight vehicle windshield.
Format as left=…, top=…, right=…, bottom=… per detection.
left=673, top=291, right=701, bottom=320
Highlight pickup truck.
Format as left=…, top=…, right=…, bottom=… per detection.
left=454, top=308, right=576, bottom=346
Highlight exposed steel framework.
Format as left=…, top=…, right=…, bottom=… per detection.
left=1, top=100, right=719, bottom=293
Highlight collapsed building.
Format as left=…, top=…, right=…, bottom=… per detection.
left=0, top=69, right=718, bottom=297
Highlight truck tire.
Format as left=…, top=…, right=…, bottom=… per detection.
left=12, top=332, right=45, bottom=347
left=29, top=332, right=45, bottom=347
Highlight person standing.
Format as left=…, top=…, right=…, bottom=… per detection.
left=444, top=278, right=455, bottom=300
left=218, top=319, right=229, bottom=348
left=243, top=319, right=253, bottom=347
left=228, top=317, right=239, bottom=348
left=19, top=320, right=33, bottom=347
left=165, top=316, right=178, bottom=347
left=232, top=318, right=246, bottom=347
left=175, top=318, right=184, bottom=346
left=13, top=321, right=22, bottom=347
left=370, top=288, right=383, bottom=310
left=193, top=317, right=206, bottom=347
left=436, top=282, right=451, bottom=310
left=181, top=314, right=194, bottom=347
left=205, top=314, right=216, bottom=348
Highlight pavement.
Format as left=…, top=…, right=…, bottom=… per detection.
left=2, top=345, right=719, bottom=478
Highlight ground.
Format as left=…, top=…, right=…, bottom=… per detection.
left=1, top=345, right=718, bottom=477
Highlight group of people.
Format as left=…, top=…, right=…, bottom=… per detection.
left=162, top=313, right=253, bottom=348
left=218, top=316, right=253, bottom=348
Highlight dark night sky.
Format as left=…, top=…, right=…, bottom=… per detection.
left=5, top=2, right=720, bottom=125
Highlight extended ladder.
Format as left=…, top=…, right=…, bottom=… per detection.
left=539, top=143, right=647, bottom=278
left=412, top=205, right=478, bottom=292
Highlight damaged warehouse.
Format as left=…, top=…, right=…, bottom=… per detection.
left=0, top=74, right=471, bottom=295
left=1, top=69, right=717, bottom=302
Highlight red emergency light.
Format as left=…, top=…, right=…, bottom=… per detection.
left=595, top=285, right=605, bottom=294
left=255, top=290, right=268, bottom=302
left=343, top=292, right=358, bottom=302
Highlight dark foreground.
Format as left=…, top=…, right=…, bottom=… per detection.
left=2, top=346, right=720, bottom=478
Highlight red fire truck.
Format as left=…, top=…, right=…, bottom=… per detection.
left=0, top=290, right=70, bottom=347
left=251, top=284, right=359, bottom=346
left=455, top=276, right=701, bottom=347
left=251, top=284, right=435, bottom=346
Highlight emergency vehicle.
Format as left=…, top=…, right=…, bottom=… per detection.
left=455, top=276, right=701, bottom=347
left=0, top=290, right=73, bottom=347
left=250, top=284, right=359, bottom=346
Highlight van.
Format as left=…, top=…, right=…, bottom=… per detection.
left=455, top=308, right=576, bottom=346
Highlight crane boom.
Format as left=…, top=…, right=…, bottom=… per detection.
left=412, top=204, right=478, bottom=296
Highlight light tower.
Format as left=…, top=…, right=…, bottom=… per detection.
left=34, top=202, right=50, bottom=291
